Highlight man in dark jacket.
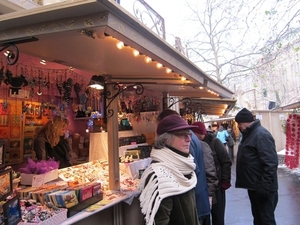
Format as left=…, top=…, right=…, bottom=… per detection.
left=235, top=108, right=278, bottom=225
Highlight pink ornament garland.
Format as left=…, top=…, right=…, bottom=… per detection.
left=285, top=114, right=300, bottom=169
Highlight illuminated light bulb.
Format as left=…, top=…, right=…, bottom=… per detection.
left=166, top=68, right=172, bottom=73
left=199, top=86, right=204, bottom=89
left=133, top=49, right=139, bottom=57
left=156, top=63, right=163, bottom=69
left=4, top=50, right=10, bottom=56
left=144, top=56, right=152, bottom=63
left=181, top=76, right=186, bottom=81
left=116, top=41, right=124, bottom=49
left=86, top=129, right=89, bottom=133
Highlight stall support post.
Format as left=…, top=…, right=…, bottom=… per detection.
left=162, top=92, right=169, bottom=109
left=107, top=80, right=121, bottom=191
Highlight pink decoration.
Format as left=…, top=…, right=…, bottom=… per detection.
left=285, top=114, right=300, bottom=169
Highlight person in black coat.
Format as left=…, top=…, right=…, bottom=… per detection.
left=235, top=108, right=278, bottom=225
left=46, top=136, right=72, bottom=169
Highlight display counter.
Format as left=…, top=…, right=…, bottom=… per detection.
left=17, top=190, right=143, bottom=225
left=60, top=159, right=145, bottom=225
left=16, top=158, right=146, bottom=225
left=62, top=191, right=142, bottom=225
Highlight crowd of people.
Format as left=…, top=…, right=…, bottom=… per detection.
left=139, top=108, right=278, bottom=225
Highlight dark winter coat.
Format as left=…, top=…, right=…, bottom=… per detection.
left=235, top=119, right=278, bottom=193
left=200, top=140, right=218, bottom=198
left=203, top=133, right=232, bottom=187
left=155, top=188, right=199, bottom=225
left=34, top=134, right=71, bottom=169
left=190, top=133, right=211, bottom=218
left=226, top=132, right=235, bottom=147
left=47, top=136, right=72, bottom=169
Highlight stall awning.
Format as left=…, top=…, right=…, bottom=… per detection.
left=204, top=117, right=235, bottom=123
left=0, top=0, right=234, bottom=110
left=172, top=97, right=236, bottom=116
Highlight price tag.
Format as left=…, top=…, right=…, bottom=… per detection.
left=32, top=175, right=45, bottom=187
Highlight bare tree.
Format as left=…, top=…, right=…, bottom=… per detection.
left=181, top=0, right=300, bottom=88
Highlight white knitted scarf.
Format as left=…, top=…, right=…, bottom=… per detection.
left=138, top=147, right=197, bottom=225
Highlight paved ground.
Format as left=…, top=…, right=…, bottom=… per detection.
left=225, top=158, right=300, bottom=225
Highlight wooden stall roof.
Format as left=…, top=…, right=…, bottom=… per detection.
left=0, top=0, right=235, bottom=116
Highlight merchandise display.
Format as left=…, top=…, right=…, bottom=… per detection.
left=9, top=158, right=142, bottom=224
left=18, top=200, right=67, bottom=224
left=58, top=160, right=109, bottom=185
left=57, top=159, right=141, bottom=191
left=0, top=145, right=147, bottom=225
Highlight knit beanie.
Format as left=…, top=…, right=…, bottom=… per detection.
left=191, top=122, right=207, bottom=135
left=235, top=108, right=254, bottom=123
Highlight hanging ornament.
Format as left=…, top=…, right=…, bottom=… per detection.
left=62, top=78, right=73, bottom=107
left=74, top=82, right=83, bottom=104
left=4, top=69, right=28, bottom=94
left=56, top=73, right=63, bottom=95
left=43, top=73, right=50, bottom=88
left=37, top=70, right=43, bottom=95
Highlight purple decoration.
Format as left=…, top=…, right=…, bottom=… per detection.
left=19, top=158, right=59, bottom=174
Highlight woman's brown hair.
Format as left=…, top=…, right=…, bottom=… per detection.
left=37, top=116, right=69, bottom=147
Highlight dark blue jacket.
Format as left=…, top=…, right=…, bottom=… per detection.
left=190, top=133, right=210, bottom=218
left=235, top=119, right=278, bottom=192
